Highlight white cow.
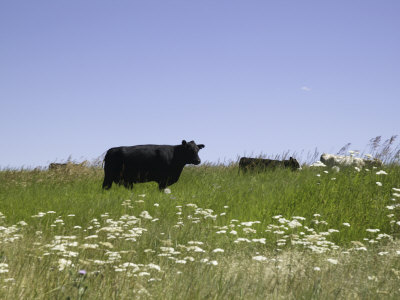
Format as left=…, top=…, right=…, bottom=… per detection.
left=320, top=153, right=382, bottom=169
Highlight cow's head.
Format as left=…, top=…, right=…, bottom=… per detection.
left=181, top=140, right=205, bottom=165
left=288, top=157, right=300, bottom=170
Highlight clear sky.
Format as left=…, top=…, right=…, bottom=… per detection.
left=1, top=1, right=399, bottom=168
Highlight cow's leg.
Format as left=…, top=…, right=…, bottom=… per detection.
left=124, top=181, right=134, bottom=189
left=102, top=179, right=112, bottom=190
left=158, top=181, right=167, bottom=191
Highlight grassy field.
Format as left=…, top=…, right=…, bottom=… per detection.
left=1, top=162, right=400, bottom=299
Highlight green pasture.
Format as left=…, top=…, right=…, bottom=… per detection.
left=1, top=164, right=400, bottom=299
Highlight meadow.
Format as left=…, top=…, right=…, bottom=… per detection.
left=1, top=158, right=400, bottom=299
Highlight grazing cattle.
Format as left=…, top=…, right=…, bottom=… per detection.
left=49, top=163, right=67, bottom=170
left=239, top=157, right=300, bottom=172
left=102, top=140, right=205, bottom=190
left=320, top=153, right=383, bottom=169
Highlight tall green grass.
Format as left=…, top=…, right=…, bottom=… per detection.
left=1, top=163, right=400, bottom=299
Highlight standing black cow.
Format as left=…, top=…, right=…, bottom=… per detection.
left=102, top=140, right=205, bottom=190
left=239, top=157, right=300, bottom=172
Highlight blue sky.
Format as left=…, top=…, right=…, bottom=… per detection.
left=1, top=1, right=399, bottom=168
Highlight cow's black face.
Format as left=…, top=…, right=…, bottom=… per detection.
left=289, top=157, right=300, bottom=170
left=182, top=140, right=205, bottom=165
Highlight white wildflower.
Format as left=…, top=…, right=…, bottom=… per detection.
left=212, top=248, right=224, bottom=253
left=327, top=258, right=338, bottom=265
left=252, top=256, right=268, bottom=262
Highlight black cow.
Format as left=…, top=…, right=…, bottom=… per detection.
left=239, top=157, right=300, bottom=172
left=102, top=140, right=205, bottom=190
left=49, top=163, right=68, bottom=170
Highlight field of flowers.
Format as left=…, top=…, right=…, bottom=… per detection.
left=1, top=162, right=400, bottom=299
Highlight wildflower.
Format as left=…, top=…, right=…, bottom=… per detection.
left=378, top=252, right=389, bottom=256
left=209, top=260, right=218, bottom=266
left=234, top=238, right=251, bottom=243
left=273, top=230, right=285, bottom=235
left=288, top=220, right=302, bottom=228
left=139, top=211, right=153, bottom=220
left=355, top=247, right=367, bottom=251
left=0, top=263, right=9, bottom=274
left=154, top=203, right=159, bottom=207
left=327, top=258, right=338, bottom=265
left=84, top=235, right=98, bottom=239
left=186, top=246, right=205, bottom=253
left=366, top=228, right=380, bottom=233
left=81, top=244, right=99, bottom=249
left=252, top=256, right=268, bottom=261
left=314, top=267, right=321, bottom=271
left=188, top=241, right=203, bottom=245
left=184, top=256, right=195, bottom=262
left=376, top=182, right=382, bottom=186
left=79, top=270, right=87, bottom=275
left=229, top=230, right=238, bottom=235
left=354, top=167, right=361, bottom=172
left=58, top=259, right=73, bottom=271
left=376, top=170, right=388, bottom=175
left=252, top=238, right=266, bottom=244
left=164, top=188, right=171, bottom=194
left=393, top=188, right=400, bottom=192
left=147, top=264, right=161, bottom=271
left=243, top=227, right=256, bottom=234
left=175, top=260, right=187, bottom=264
left=342, top=223, right=350, bottom=227
left=212, top=248, right=224, bottom=253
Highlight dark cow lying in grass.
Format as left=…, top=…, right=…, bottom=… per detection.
left=102, top=140, right=205, bottom=190
left=49, top=161, right=89, bottom=170
left=239, top=157, right=300, bottom=172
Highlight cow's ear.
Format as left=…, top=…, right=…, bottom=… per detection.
left=289, top=157, right=293, bottom=160
left=198, top=144, right=205, bottom=149
left=182, top=140, right=187, bottom=145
